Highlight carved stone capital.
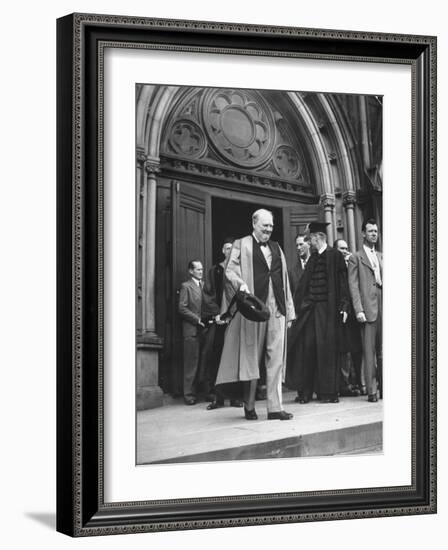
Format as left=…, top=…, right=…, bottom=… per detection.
left=144, top=158, right=161, bottom=176
left=136, top=147, right=147, bottom=166
left=342, top=190, right=357, bottom=208
left=320, top=193, right=336, bottom=209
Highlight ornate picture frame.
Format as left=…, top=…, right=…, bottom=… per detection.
left=56, top=13, right=436, bottom=536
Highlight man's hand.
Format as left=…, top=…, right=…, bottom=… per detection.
left=214, top=315, right=225, bottom=325
left=356, top=312, right=367, bottom=323
left=239, top=283, right=249, bottom=293
left=340, top=311, right=348, bottom=324
left=198, top=320, right=205, bottom=328
left=287, top=320, right=293, bottom=329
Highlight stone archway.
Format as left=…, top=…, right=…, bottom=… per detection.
left=135, top=84, right=381, bottom=408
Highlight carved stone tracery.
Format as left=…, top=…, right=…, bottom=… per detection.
left=168, top=119, right=206, bottom=158
left=202, top=89, right=275, bottom=168
left=274, top=145, right=301, bottom=178
left=160, top=87, right=313, bottom=193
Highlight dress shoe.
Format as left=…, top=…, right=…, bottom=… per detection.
left=294, top=396, right=309, bottom=404
left=184, top=396, right=197, bottom=405
left=230, top=399, right=243, bottom=408
left=267, top=410, right=293, bottom=420
left=206, top=400, right=223, bottom=410
left=368, top=394, right=378, bottom=403
left=244, top=406, right=258, bottom=420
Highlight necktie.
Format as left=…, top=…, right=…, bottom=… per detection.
left=370, top=251, right=382, bottom=286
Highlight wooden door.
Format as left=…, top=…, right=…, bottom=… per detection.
left=170, top=181, right=212, bottom=395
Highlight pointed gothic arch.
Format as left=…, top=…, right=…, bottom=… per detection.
left=135, top=84, right=382, bottom=408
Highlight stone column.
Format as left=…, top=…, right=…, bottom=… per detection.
left=136, top=156, right=164, bottom=410
left=359, top=96, right=372, bottom=169
left=343, top=190, right=357, bottom=253
left=136, top=148, right=147, bottom=325
left=320, top=193, right=336, bottom=245
left=142, top=159, right=159, bottom=332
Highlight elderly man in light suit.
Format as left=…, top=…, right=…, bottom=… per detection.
left=216, top=209, right=296, bottom=420
left=348, top=219, right=383, bottom=402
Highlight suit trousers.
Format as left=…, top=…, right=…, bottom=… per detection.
left=255, top=284, right=285, bottom=413
left=183, top=327, right=215, bottom=398
left=183, top=336, right=200, bottom=398
left=361, top=287, right=382, bottom=396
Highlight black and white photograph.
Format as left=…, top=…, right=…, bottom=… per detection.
left=2, top=0, right=443, bottom=546
left=136, top=84, right=384, bottom=465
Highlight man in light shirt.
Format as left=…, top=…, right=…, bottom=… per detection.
left=348, top=219, right=383, bottom=402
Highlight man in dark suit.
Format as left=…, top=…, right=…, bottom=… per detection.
left=287, top=222, right=350, bottom=404
left=334, top=239, right=363, bottom=396
left=178, top=260, right=221, bottom=405
left=288, top=233, right=311, bottom=295
left=348, top=219, right=383, bottom=402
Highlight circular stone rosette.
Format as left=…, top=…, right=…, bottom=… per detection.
left=201, top=89, right=276, bottom=168
left=273, top=145, right=301, bottom=178
left=168, top=119, right=207, bottom=159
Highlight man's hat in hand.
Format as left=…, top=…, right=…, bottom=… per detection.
left=234, top=290, right=270, bottom=322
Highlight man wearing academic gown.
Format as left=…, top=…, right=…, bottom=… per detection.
left=287, top=222, right=350, bottom=403
left=215, top=209, right=296, bottom=420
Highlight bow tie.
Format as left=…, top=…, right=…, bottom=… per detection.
left=258, top=241, right=268, bottom=247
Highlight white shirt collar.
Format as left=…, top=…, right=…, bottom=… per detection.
left=317, top=243, right=328, bottom=255
left=363, top=244, right=376, bottom=255
left=191, top=277, right=201, bottom=286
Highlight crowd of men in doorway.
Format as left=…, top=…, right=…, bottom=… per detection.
left=178, top=209, right=382, bottom=421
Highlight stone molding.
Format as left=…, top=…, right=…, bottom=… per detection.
left=161, top=154, right=313, bottom=195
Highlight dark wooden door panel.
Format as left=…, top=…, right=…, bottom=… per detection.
left=171, top=181, right=211, bottom=395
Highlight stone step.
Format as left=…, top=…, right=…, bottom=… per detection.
left=153, top=421, right=382, bottom=463
left=137, top=392, right=383, bottom=464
